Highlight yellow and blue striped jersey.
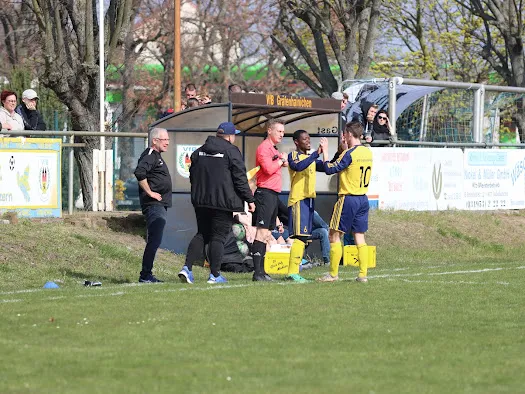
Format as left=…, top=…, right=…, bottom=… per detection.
left=323, top=145, right=373, bottom=196
left=287, top=150, right=323, bottom=206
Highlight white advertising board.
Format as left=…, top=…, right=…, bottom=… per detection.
left=463, top=149, right=525, bottom=210
left=370, top=148, right=464, bottom=211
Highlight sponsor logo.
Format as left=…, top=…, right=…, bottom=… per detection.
left=39, top=159, right=50, bottom=202
left=432, top=162, right=442, bottom=200
left=176, top=145, right=199, bottom=178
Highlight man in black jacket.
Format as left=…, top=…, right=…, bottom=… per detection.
left=134, top=127, right=172, bottom=283
left=15, top=89, right=46, bottom=132
left=351, top=101, right=378, bottom=144
left=178, top=122, right=255, bottom=284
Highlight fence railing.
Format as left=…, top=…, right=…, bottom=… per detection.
left=3, top=130, right=148, bottom=215
left=4, top=89, right=525, bottom=216
left=388, top=78, right=525, bottom=143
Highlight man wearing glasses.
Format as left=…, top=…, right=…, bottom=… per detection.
left=15, top=89, right=47, bottom=131
left=134, top=128, right=172, bottom=283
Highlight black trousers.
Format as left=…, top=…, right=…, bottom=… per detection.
left=186, top=207, right=233, bottom=277
left=140, top=204, right=167, bottom=278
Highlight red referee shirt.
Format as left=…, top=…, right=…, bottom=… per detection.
left=255, top=138, right=283, bottom=193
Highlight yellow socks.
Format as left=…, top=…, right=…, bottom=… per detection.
left=329, top=242, right=342, bottom=277
left=357, top=243, right=368, bottom=278
left=287, top=239, right=306, bottom=275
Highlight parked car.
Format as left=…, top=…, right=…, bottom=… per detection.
left=116, top=178, right=141, bottom=210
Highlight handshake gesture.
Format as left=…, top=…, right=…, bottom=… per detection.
left=317, top=137, right=329, bottom=154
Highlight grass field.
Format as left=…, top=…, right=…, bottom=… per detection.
left=1, top=211, right=525, bottom=393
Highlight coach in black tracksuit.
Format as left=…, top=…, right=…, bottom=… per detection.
left=134, top=127, right=172, bottom=283
left=180, top=122, right=255, bottom=284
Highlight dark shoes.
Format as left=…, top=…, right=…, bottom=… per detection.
left=138, top=274, right=163, bottom=283
left=253, top=273, right=272, bottom=282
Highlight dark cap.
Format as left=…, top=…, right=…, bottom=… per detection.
left=217, top=122, right=241, bottom=135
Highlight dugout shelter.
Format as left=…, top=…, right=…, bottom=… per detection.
left=150, top=92, right=342, bottom=254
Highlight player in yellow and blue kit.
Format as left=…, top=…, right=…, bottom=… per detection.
left=317, top=121, right=373, bottom=283
left=286, top=130, right=329, bottom=282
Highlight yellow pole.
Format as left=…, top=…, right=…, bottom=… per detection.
left=174, top=0, right=181, bottom=111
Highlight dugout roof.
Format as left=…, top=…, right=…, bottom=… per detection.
left=150, top=92, right=342, bottom=134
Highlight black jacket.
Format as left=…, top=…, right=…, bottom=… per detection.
left=351, top=101, right=374, bottom=140
left=15, top=104, right=47, bottom=131
left=134, top=148, right=172, bottom=208
left=190, top=136, right=254, bottom=212
left=371, top=117, right=391, bottom=147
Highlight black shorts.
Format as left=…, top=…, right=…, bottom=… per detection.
left=252, top=188, right=279, bottom=230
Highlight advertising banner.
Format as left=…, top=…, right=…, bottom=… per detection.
left=0, top=138, right=61, bottom=217
left=463, top=149, right=525, bottom=210
left=370, top=148, right=464, bottom=211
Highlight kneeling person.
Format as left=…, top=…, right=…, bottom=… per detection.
left=286, top=130, right=328, bottom=282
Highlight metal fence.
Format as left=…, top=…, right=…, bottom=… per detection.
left=341, top=77, right=525, bottom=147
left=6, top=77, right=525, bottom=213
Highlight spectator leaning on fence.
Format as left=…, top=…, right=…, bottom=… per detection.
left=15, top=89, right=46, bottom=132
left=352, top=102, right=378, bottom=145
left=371, top=110, right=395, bottom=147
left=0, top=90, right=24, bottom=135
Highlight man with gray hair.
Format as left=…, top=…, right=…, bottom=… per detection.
left=134, top=127, right=172, bottom=283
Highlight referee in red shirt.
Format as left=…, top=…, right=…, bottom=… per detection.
left=251, top=119, right=288, bottom=281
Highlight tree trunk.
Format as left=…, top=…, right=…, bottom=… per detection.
left=71, top=112, right=99, bottom=211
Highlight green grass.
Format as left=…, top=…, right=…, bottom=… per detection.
left=1, top=211, right=525, bottom=393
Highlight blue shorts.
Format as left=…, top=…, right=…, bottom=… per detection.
left=330, top=195, right=369, bottom=234
left=288, top=198, right=314, bottom=237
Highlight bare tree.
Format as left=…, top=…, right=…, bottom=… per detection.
left=0, top=1, right=40, bottom=73
left=456, top=0, right=525, bottom=140
left=23, top=0, right=136, bottom=209
left=457, top=0, right=524, bottom=86
left=378, top=0, right=490, bottom=82
left=271, top=0, right=381, bottom=97
left=112, top=0, right=172, bottom=181
left=181, top=0, right=278, bottom=101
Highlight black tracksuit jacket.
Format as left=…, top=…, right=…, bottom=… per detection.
left=190, top=136, right=254, bottom=212
left=134, top=148, right=172, bottom=208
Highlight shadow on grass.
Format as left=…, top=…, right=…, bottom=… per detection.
left=104, top=214, right=146, bottom=238
left=62, top=268, right=132, bottom=284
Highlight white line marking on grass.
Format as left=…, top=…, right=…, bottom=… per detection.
left=429, top=268, right=503, bottom=275
left=1, top=298, right=23, bottom=303
left=2, top=264, right=524, bottom=304
left=1, top=283, right=256, bottom=304
left=0, top=289, right=44, bottom=296
left=390, top=279, right=510, bottom=286
left=156, top=284, right=251, bottom=292
left=369, top=267, right=506, bottom=279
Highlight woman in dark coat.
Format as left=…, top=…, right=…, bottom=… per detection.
left=371, top=110, right=392, bottom=147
